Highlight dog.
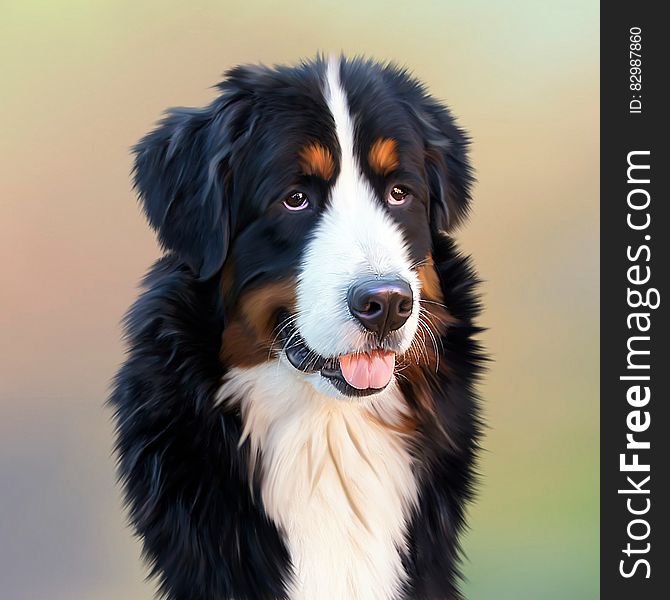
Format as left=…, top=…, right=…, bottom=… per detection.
left=111, top=55, right=484, bottom=600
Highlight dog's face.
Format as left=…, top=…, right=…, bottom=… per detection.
left=133, top=56, right=472, bottom=399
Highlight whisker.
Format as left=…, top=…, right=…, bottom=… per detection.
left=414, top=319, right=432, bottom=365
left=267, top=313, right=300, bottom=360
left=419, top=310, right=451, bottom=329
left=420, top=309, right=447, bottom=349
left=418, top=298, right=448, bottom=309
left=409, top=257, right=432, bottom=270
left=418, top=310, right=442, bottom=373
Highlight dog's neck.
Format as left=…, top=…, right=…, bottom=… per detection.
left=220, top=360, right=419, bottom=600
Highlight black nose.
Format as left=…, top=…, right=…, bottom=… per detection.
left=347, top=277, right=413, bottom=340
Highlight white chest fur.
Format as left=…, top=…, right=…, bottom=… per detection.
left=220, top=362, right=419, bottom=600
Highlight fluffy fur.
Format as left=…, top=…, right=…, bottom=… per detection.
left=111, top=55, right=484, bottom=600
left=221, top=363, right=417, bottom=600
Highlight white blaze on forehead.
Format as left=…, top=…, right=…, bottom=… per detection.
left=322, top=57, right=393, bottom=238
left=295, top=57, right=420, bottom=360
left=324, top=57, right=358, bottom=193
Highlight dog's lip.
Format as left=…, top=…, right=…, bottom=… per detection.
left=278, top=313, right=394, bottom=397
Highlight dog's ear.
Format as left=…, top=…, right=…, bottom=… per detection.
left=412, top=99, right=474, bottom=233
left=132, top=95, right=250, bottom=280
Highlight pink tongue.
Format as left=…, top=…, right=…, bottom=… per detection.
left=339, top=351, right=396, bottom=390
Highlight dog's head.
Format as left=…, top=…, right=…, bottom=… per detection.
left=133, top=56, right=472, bottom=399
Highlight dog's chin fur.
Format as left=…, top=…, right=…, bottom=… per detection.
left=111, top=55, right=484, bottom=600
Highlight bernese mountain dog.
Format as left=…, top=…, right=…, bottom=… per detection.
left=111, top=55, right=484, bottom=600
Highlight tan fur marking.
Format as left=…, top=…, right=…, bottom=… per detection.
left=220, top=279, right=297, bottom=368
left=368, top=138, right=399, bottom=175
left=239, top=280, right=296, bottom=336
left=389, top=254, right=462, bottom=449
left=221, top=261, right=235, bottom=299
left=220, top=322, right=268, bottom=368
left=299, top=143, right=335, bottom=180
left=416, top=255, right=444, bottom=303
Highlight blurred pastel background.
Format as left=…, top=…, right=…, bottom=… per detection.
left=0, top=1, right=599, bottom=598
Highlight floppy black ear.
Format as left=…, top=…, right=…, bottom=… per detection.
left=417, top=100, right=474, bottom=233
left=133, top=97, right=248, bottom=280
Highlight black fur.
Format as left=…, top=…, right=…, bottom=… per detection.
left=111, top=258, right=292, bottom=599
left=401, top=235, right=484, bottom=600
left=111, top=56, right=484, bottom=599
left=341, top=58, right=473, bottom=235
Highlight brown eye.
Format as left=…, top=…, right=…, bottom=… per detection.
left=388, top=185, right=410, bottom=206
left=283, top=191, right=310, bottom=211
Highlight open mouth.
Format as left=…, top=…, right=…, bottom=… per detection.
left=278, top=313, right=396, bottom=398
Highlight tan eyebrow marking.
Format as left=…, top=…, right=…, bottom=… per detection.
left=298, top=143, right=335, bottom=180
left=368, top=138, right=399, bottom=175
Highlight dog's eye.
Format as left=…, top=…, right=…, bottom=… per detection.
left=283, top=191, right=310, bottom=211
left=388, top=186, right=411, bottom=206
